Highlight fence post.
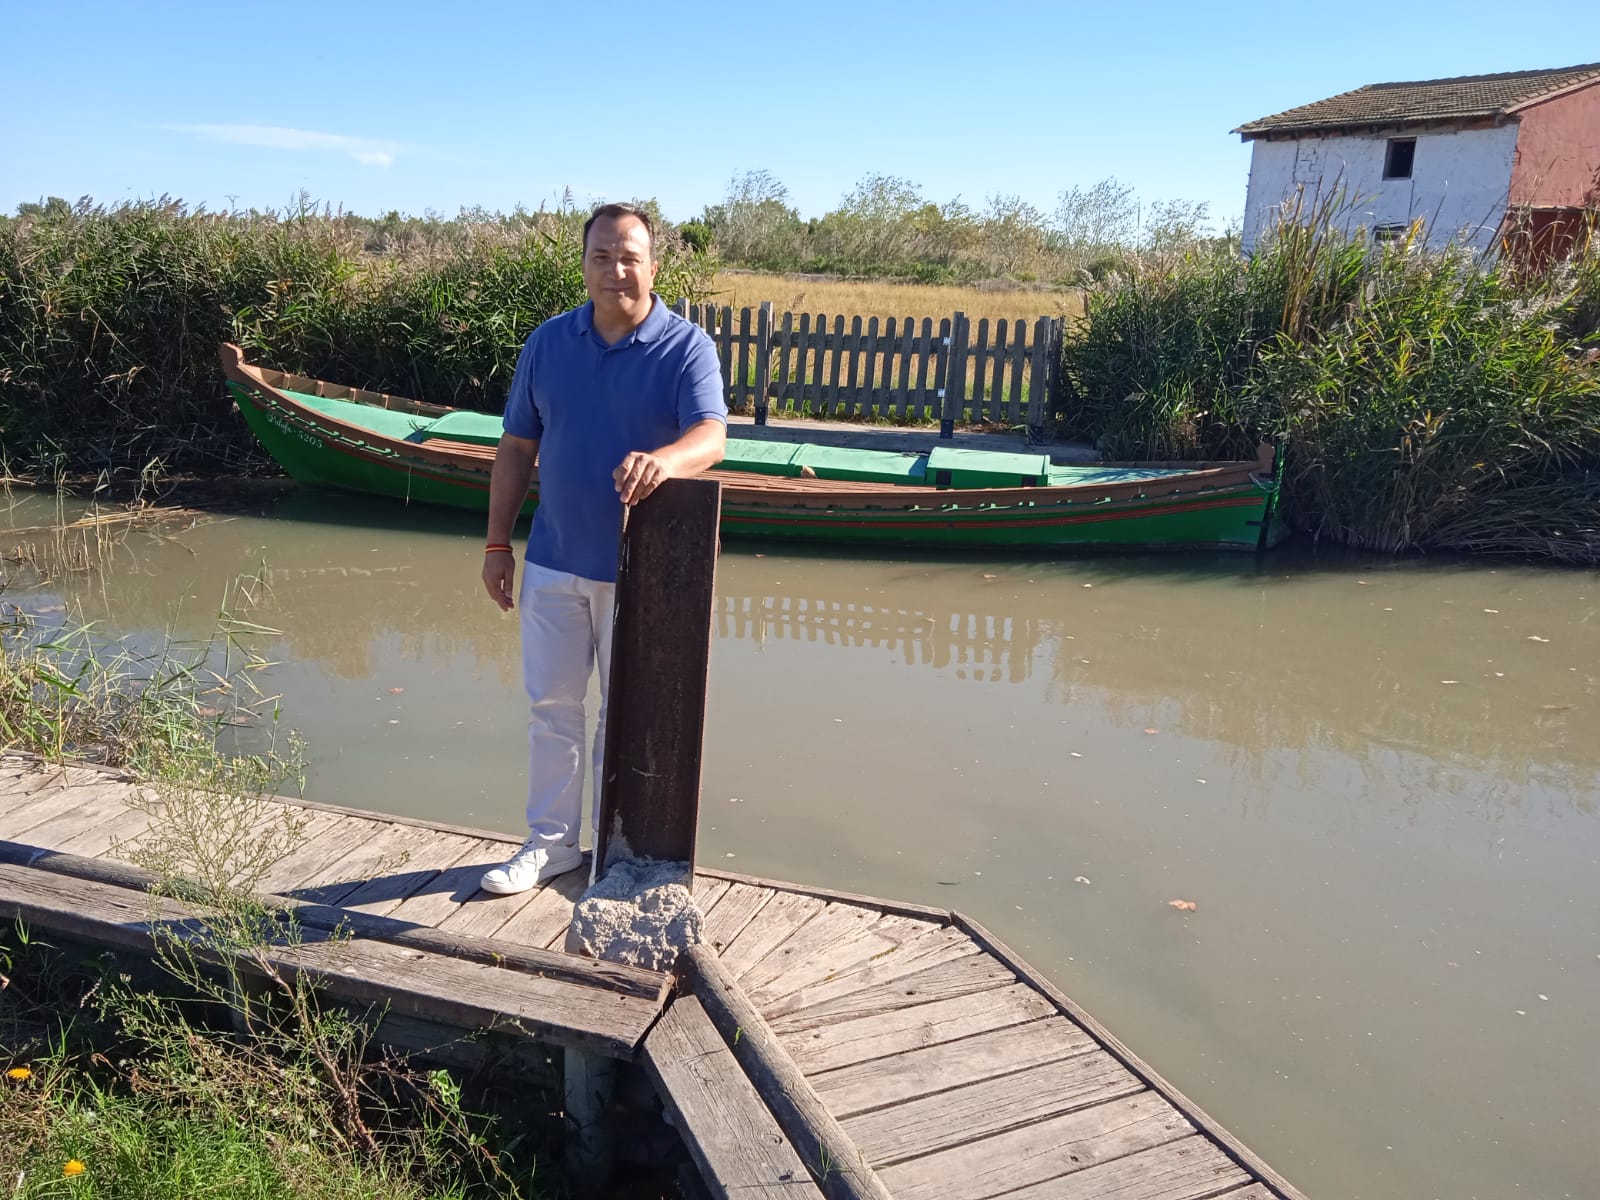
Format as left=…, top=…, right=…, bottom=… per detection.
left=754, top=301, right=773, bottom=426
left=1025, top=315, right=1053, bottom=446
left=940, top=311, right=968, bottom=440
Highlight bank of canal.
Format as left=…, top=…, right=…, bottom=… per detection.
left=3, top=485, right=1596, bottom=1200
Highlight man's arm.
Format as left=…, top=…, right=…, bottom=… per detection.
left=482, top=432, right=539, bottom=611
left=612, top=418, right=727, bottom=506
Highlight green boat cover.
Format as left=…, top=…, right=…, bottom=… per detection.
left=716, top=438, right=808, bottom=477
left=281, top=389, right=426, bottom=441
left=415, top=410, right=505, bottom=446
left=790, top=444, right=926, bottom=485
left=925, top=446, right=1049, bottom=488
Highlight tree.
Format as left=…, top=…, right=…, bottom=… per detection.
left=1054, top=178, right=1138, bottom=250
left=702, top=170, right=802, bottom=266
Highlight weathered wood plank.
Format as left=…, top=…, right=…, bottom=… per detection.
left=994, top=1134, right=1253, bottom=1200
left=841, top=316, right=863, bottom=417
left=875, top=1092, right=1193, bottom=1200
left=716, top=305, right=734, bottom=407
left=697, top=864, right=950, bottom=922
left=333, top=830, right=484, bottom=915
left=720, top=889, right=827, bottom=980
left=1027, top=315, right=1050, bottom=432
left=770, top=951, right=1020, bottom=1032
left=859, top=317, right=879, bottom=418
left=435, top=878, right=547, bottom=939
left=640, top=994, right=824, bottom=1200
left=689, top=875, right=733, bottom=914
left=989, top=318, right=1009, bottom=424
left=1007, top=318, right=1028, bottom=424
left=593, top=477, right=720, bottom=877
left=792, top=313, right=812, bottom=413
left=773, top=310, right=794, bottom=415
left=0, top=862, right=664, bottom=1058
left=492, top=858, right=588, bottom=949
left=736, top=901, right=880, bottom=999
left=700, top=880, right=773, bottom=952
left=286, top=820, right=455, bottom=905
left=736, top=307, right=753, bottom=411
left=755, top=302, right=774, bottom=422
left=679, top=946, right=892, bottom=1200
left=380, top=837, right=508, bottom=924
left=784, top=982, right=1055, bottom=1074
left=841, top=1049, right=1144, bottom=1165
left=746, top=911, right=935, bottom=1009
left=913, top=318, right=936, bottom=421
left=53, top=802, right=153, bottom=859
left=254, top=813, right=381, bottom=897
left=894, top=317, right=915, bottom=416
left=809, top=1016, right=1096, bottom=1117
left=760, top=924, right=978, bottom=1020
left=826, top=315, right=845, bottom=413
left=0, top=780, right=131, bottom=841
left=952, top=913, right=1311, bottom=1200
left=970, top=318, right=990, bottom=423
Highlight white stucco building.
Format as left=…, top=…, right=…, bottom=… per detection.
left=1235, top=64, right=1600, bottom=258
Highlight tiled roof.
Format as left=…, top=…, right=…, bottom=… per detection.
left=1235, top=63, right=1600, bottom=137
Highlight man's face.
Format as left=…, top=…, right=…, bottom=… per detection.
left=583, top=215, right=658, bottom=320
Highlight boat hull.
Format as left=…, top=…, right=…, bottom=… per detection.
left=228, top=366, right=1283, bottom=552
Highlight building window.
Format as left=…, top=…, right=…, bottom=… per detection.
left=1383, top=138, right=1416, bottom=180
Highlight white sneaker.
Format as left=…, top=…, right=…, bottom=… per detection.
left=479, top=840, right=584, bottom=895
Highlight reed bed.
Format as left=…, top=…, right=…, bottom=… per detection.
left=1062, top=199, right=1600, bottom=561
left=0, top=201, right=714, bottom=474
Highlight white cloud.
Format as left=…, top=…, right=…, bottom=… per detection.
left=164, top=124, right=403, bottom=168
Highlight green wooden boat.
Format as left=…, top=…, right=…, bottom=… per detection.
left=222, top=343, right=1286, bottom=551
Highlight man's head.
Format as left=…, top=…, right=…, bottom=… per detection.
left=583, top=203, right=659, bottom=332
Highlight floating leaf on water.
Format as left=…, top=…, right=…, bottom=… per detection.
left=1484, top=608, right=1499, bottom=614
left=388, top=686, right=405, bottom=694
left=981, top=573, right=996, bottom=580
left=1167, top=899, right=1198, bottom=911
left=1073, top=875, right=1091, bottom=885
left=1143, top=728, right=1159, bottom=735
left=1528, top=635, right=1550, bottom=643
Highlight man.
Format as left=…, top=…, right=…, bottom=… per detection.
left=478, top=202, right=727, bottom=894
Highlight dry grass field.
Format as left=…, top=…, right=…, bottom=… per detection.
left=709, top=271, right=1087, bottom=325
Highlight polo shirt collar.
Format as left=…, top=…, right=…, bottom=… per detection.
left=572, top=294, right=668, bottom=347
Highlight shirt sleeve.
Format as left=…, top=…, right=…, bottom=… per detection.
left=677, top=329, right=729, bottom=431
left=501, top=332, right=544, bottom=440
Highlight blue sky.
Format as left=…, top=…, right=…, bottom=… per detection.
left=4, top=1, right=1594, bottom=231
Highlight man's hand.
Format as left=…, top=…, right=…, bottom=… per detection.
left=482, top=550, right=516, bottom=611
left=613, top=450, right=671, bottom=505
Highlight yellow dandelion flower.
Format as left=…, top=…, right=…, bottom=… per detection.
left=63, top=1160, right=86, bottom=1178
left=5, top=1066, right=31, bottom=1081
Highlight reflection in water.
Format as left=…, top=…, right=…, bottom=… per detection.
left=4, top=487, right=1599, bottom=1200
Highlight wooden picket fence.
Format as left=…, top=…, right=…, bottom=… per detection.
left=670, top=300, right=1062, bottom=440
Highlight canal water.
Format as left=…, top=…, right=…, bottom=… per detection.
left=3, top=485, right=1597, bottom=1200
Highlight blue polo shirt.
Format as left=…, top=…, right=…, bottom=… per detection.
left=502, top=295, right=728, bottom=583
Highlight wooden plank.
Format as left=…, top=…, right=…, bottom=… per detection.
left=737, top=901, right=878, bottom=997
left=52, top=802, right=153, bottom=859
left=696, top=864, right=951, bottom=922
left=700, top=880, right=774, bottom=952
left=841, top=1050, right=1144, bottom=1165
left=941, top=314, right=964, bottom=432
left=254, top=813, right=382, bottom=897
left=719, top=889, right=827, bottom=980
left=761, top=924, right=978, bottom=1021
left=435, top=879, right=546, bottom=939
left=593, top=478, right=721, bottom=877
left=0, top=780, right=130, bottom=841
left=679, top=946, right=893, bottom=1200
left=995, top=1134, right=1253, bottom=1200
left=773, top=310, right=793, bottom=415
left=770, top=951, right=1020, bottom=1032
left=989, top=318, right=1009, bottom=424
left=755, top=302, right=773, bottom=423
left=690, top=875, right=733, bottom=914
left=0, top=862, right=664, bottom=1058
left=1027, top=315, right=1050, bottom=434
left=894, top=316, right=915, bottom=417
left=717, top=305, right=734, bottom=407
left=381, top=836, right=509, bottom=924
left=809, top=1017, right=1097, bottom=1117
left=493, top=858, right=589, bottom=949
left=859, top=317, right=879, bottom=419
left=913, top=318, right=936, bottom=421
left=640, top=995, right=824, bottom=1200
left=826, top=315, right=845, bottom=414
left=952, top=914, right=1311, bottom=1200
left=792, top=313, right=812, bottom=414
left=736, top=307, right=752, bottom=411
left=970, top=318, right=990, bottom=424
left=1007, top=317, right=1028, bottom=424
left=745, top=911, right=944, bottom=1009
left=333, top=830, right=484, bottom=915
left=784, top=983, right=1055, bottom=1074
left=287, top=820, right=456, bottom=905
left=875, top=1092, right=1193, bottom=1200
left=842, top=316, right=862, bottom=417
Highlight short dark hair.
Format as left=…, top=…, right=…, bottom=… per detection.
left=583, top=202, right=656, bottom=261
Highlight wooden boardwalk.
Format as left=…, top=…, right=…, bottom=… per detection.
left=0, top=755, right=1305, bottom=1200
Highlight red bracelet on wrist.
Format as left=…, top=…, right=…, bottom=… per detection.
left=484, top=543, right=513, bottom=554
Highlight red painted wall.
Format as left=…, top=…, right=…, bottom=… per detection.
left=1510, top=83, right=1600, bottom=207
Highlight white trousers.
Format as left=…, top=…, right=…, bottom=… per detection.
left=519, top=562, right=615, bottom=848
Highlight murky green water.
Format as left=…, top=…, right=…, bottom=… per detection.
left=4, top=486, right=1597, bottom=1200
